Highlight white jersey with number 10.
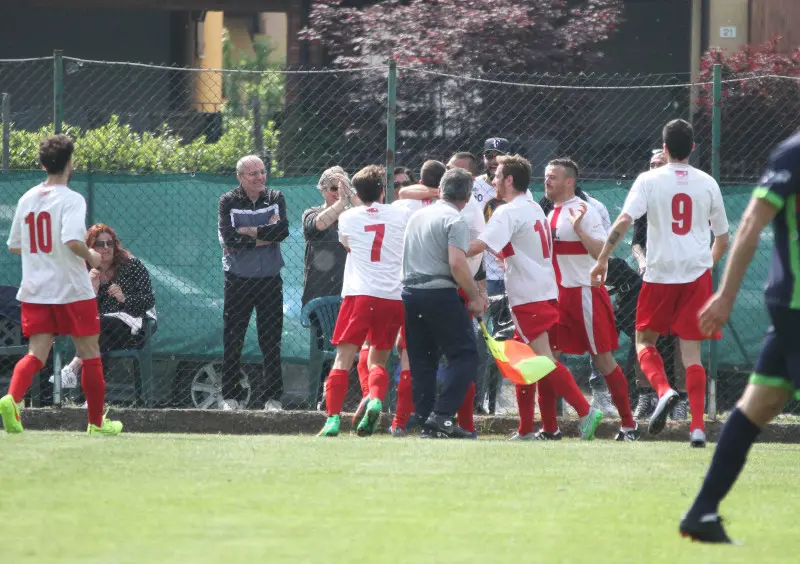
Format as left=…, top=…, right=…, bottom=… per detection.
left=7, top=183, right=95, bottom=305
left=338, top=203, right=411, bottom=300
left=622, top=163, right=729, bottom=284
left=478, top=194, right=558, bottom=307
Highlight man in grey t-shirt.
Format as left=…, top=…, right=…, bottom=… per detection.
left=401, top=168, right=487, bottom=438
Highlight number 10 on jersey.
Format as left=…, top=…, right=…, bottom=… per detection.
left=24, top=212, right=53, bottom=254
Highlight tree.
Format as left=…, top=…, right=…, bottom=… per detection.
left=296, top=0, right=624, bottom=173
left=695, top=37, right=800, bottom=182
left=302, top=0, right=623, bottom=74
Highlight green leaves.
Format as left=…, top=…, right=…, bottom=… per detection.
left=8, top=113, right=280, bottom=175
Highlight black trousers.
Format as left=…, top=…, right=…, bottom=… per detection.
left=401, top=287, right=479, bottom=420
left=222, top=272, right=284, bottom=404
left=99, top=316, right=146, bottom=353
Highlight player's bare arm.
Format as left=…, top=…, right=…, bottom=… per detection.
left=8, top=246, right=21, bottom=255
left=66, top=240, right=102, bottom=269
left=398, top=185, right=438, bottom=200
left=590, top=213, right=633, bottom=285
left=569, top=205, right=604, bottom=259
left=698, top=198, right=777, bottom=336
left=711, top=233, right=730, bottom=264
left=466, top=239, right=488, bottom=258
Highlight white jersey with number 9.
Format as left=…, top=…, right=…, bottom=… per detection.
left=622, top=163, right=729, bottom=284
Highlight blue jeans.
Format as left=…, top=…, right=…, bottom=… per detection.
left=402, top=287, right=479, bottom=420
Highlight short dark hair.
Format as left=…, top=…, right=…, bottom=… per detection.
left=39, top=134, right=74, bottom=174
left=547, top=158, right=579, bottom=180
left=440, top=168, right=473, bottom=203
left=352, top=165, right=385, bottom=203
left=662, top=119, right=694, bottom=160
left=394, top=166, right=414, bottom=182
left=497, top=155, right=532, bottom=193
left=449, top=152, right=480, bottom=175
left=420, top=160, right=446, bottom=188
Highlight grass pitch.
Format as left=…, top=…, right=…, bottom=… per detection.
left=1, top=432, right=799, bottom=563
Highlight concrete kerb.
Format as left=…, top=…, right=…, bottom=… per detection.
left=15, top=407, right=800, bottom=442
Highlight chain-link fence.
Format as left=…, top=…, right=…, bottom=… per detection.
left=1, top=54, right=799, bottom=425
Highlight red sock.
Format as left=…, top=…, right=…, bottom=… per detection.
left=9, top=354, right=44, bottom=404
left=537, top=376, right=559, bottom=433
left=357, top=349, right=370, bottom=396
left=324, top=368, right=349, bottom=416
left=604, top=366, right=636, bottom=428
left=550, top=362, right=590, bottom=418
left=457, top=382, right=475, bottom=433
left=638, top=347, right=672, bottom=398
left=515, top=383, right=536, bottom=435
left=392, top=370, right=413, bottom=430
left=368, top=366, right=390, bottom=402
left=81, top=357, right=106, bottom=427
left=685, top=364, right=707, bottom=432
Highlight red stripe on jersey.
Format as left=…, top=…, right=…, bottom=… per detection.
left=553, top=241, right=588, bottom=255
left=500, top=242, right=515, bottom=258
left=549, top=207, right=563, bottom=286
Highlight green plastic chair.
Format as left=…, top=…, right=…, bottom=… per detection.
left=105, top=317, right=156, bottom=407
left=300, top=296, right=343, bottom=407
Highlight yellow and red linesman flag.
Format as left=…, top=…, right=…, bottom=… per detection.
left=478, top=319, right=556, bottom=385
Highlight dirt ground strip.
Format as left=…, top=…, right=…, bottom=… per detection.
left=14, top=407, right=800, bottom=442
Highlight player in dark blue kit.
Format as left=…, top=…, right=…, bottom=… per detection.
left=679, top=133, right=800, bottom=544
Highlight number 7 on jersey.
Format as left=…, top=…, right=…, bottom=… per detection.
left=364, top=223, right=385, bottom=262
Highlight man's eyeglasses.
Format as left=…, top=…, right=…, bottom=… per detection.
left=484, top=152, right=500, bottom=159
left=93, top=240, right=114, bottom=249
left=244, top=169, right=267, bottom=178
left=394, top=180, right=412, bottom=189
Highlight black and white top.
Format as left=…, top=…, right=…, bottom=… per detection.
left=97, top=257, right=156, bottom=334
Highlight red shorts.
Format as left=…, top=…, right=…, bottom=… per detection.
left=21, top=299, right=101, bottom=338
left=555, top=285, right=619, bottom=355
left=331, top=295, right=404, bottom=350
left=510, top=300, right=559, bottom=345
left=636, top=269, right=720, bottom=341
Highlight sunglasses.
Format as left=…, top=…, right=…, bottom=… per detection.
left=93, top=240, right=114, bottom=248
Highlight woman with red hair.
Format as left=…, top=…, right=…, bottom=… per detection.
left=59, top=224, right=156, bottom=388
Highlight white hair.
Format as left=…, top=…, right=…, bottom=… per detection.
left=236, top=155, right=263, bottom=175
left=317, top=166, right=349, bottom=191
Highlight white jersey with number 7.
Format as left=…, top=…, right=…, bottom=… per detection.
left=621, top=163, right=729, bottom=284
left=7, top=183, right=95, bottom=304
left=338, top=203, right=411, bottom=300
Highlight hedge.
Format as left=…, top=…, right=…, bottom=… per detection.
left=7, top=114, right=280, bottom=175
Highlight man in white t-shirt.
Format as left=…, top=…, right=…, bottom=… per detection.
left=318, top=165, right=411, bottom=438
left=591, top=119, right=730, bottom=445
left=543, top=158, right=637, bottom=441
left=467, top=154, right=604, bottom=441
left=1, top=135, right=122, bottom=436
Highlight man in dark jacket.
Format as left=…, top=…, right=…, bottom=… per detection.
left=218, top=155, right=289, bottom=411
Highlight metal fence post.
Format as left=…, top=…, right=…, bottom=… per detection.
left=252, top=95, right=264, bottom=157
left=708, top=63, right=722, bottom=421
left=53, top=50, right=64, bottom=134
left=1, top=93, right=9, bottom=171
left=385, top=59, right=397, bottom=203
left=87, top=160, right=95, bottom=226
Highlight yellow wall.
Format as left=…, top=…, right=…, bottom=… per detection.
left=257, top=13, right=288, bottom=65
left=708, top=0, right=748, bottom=50
left=195, top=11, right=224, bottom=112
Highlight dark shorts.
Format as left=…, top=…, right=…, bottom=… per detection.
left=751, top=306, right=800, bottom=399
